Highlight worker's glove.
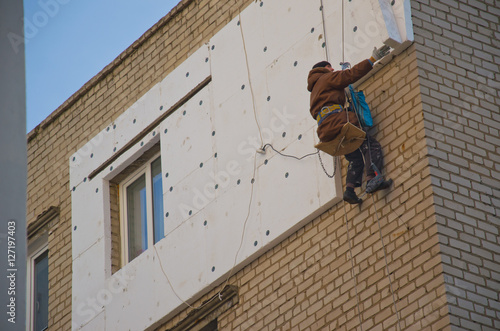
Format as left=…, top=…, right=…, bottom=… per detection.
left=371, top=45, right=391, bottom=61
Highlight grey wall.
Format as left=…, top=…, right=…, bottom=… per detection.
left=0, top=1, right=27, bottom=330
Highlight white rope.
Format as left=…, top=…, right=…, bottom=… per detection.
left=342, top=0, right=345, bottom=63
left=320, top=0, right=330, bottom=62
left=238, top=13, right=264, bottom=146
left=319, top=16, right=360, bottom=330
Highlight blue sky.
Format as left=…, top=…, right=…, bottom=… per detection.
left=24, top=0, right=181, bottom=133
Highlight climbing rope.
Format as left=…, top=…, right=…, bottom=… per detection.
left=273, top=2, right=402, bottom=328
left=341, top=0, right=345, bottom=64
left=320, top=0, right=329, bottom=62
left=330, top=1, right=401, bottom=329
left=339, top=1, right=365, bottom=328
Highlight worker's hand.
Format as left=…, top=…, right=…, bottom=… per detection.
left=371, top=45, right=391, bottom=61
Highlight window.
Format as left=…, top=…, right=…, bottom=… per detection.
left=27, top=244, right=49, bottom=331
left=27, top=208, right=56, bottom=331
left=120, top=154, right=164, bottom=263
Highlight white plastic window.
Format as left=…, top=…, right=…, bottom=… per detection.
left=121, top=154, right=164, bottom=263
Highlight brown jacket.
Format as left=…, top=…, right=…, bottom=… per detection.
left=307, top=60, right=373, bottom=142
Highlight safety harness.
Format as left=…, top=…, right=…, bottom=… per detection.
left=314, top=101, right=366, bottom=157
left=316, top=104, right=343, bottom=126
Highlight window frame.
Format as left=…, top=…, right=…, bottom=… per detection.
left=119, top=152, right=163, bottom=264
left=26, top=237, right=49, bottom=331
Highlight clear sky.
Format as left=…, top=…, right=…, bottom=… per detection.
left=24, top=0, right=181, bottom=133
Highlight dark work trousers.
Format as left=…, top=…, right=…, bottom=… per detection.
left=344, top=134, right=383, bottom=188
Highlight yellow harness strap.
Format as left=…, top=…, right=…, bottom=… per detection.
left=316, top=104, right=343, bottom=125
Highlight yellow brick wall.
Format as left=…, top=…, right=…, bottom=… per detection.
left=155, top=45, right=451, bottom=331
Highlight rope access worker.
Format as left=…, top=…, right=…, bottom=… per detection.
left=307, top=46, right=393, bottom=204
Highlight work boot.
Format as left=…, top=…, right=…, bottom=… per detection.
left=343, top=188, right=362, bottom=204
left=366, top=177, right=393, bottom=194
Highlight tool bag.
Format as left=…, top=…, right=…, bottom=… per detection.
left=314, top=122, right=366, bottom=156
left=348, top=84, right=373, bottom=128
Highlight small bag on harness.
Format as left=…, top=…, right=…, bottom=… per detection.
left=348, top=84, right=373, bottom=128
left=314, top=122, right=366, bottom=156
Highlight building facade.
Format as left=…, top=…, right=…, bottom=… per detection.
left=26, top=0, right=499, bottom=330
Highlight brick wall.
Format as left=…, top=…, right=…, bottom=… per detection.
left=412, top=0, right=500, bottom=330
left=26, top=0, right=254, bottom=329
